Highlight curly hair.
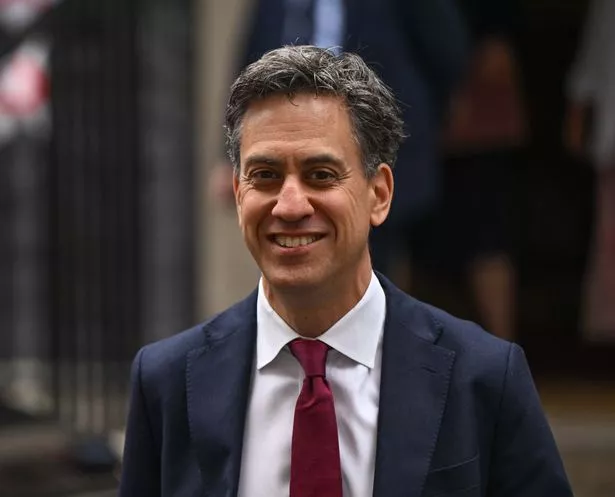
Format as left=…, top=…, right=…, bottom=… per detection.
left=224, top=45, right=405, bottom=178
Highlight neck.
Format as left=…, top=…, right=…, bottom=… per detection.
left=263, top=258, right=373, bottom=338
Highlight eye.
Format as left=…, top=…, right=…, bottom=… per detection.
left=249, top=169, right=280, bottom=181
left=308, top=169, right=336, bottom=182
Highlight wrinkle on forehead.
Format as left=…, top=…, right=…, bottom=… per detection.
left=240, top=93, right=358, bottom=162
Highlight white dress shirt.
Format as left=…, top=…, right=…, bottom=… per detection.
left=282, top=0, right=346, bottom=54
left=237, top=272, right=386, bottom=497
left=313, top=0, right=346, bottom=54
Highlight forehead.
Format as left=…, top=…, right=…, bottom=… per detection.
left=239, top=93, right=358, bottom=158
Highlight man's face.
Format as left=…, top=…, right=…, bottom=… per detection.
left=233, top=93, right=393, bottom=294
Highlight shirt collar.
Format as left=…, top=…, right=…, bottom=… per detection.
left=256, top=272, right=386, bottom=370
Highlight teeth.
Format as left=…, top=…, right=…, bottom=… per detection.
left=274, top=235, right=319, bottom=248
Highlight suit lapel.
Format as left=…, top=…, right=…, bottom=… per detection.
left=373, top=277, right=456, bottom=497
left=184, top=276, right=454, bottom=497
left=186, top=292, right=257, bottom=497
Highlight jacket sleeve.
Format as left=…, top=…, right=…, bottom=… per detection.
left=487, top=344, right=573, bottom=497
left=119, top=346, right=161, bottom=497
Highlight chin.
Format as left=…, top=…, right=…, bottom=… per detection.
left=262, top=266, right=326, bottom=293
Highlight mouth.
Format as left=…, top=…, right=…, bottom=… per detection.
left=271, top=234, right=325, bottom=248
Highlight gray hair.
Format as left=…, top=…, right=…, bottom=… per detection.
left=224, top=45, right=405, bottom=178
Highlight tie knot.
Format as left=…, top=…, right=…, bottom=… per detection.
left=289, top=339, right=329, bottom=377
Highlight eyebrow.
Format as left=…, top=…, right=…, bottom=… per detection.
left=302, top=153, right=344, bottom=167
left=243, top=155, right=284, bottom=169
left=243, top=153, right=344, bottom=170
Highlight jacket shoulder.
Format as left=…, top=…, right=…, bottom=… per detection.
left=425, top=302, right=511, bottom=355
left=136, top=290, right=257, bottom=381
left=418, top=301, right=523, bottom=397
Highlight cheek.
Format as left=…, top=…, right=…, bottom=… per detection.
left=325, top=194, right=371, bottom=233
left=237, top=194, right=267, bottom=235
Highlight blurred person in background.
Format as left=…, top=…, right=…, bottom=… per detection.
left=211, top=0, right=469, bottom=286
left=564, top=0, right=615, bottom=342
left=420, top=0, right=527, bottom=341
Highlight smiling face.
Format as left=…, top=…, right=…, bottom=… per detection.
left=233, top=92, right=393, bottom=298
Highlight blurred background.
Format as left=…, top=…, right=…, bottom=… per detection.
left=0, top=0, right=613, bottom=495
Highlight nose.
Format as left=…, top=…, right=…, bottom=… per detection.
left=271, top=176, right=314, bottom=221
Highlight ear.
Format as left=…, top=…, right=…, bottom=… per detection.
left=232, top=170, right=242, bottom=222
left=369, top=163, right=394, bottom=227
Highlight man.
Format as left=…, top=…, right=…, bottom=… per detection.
left=211, top=0, right=469, bottom=277
left=120, top=46, right=573, bottom=497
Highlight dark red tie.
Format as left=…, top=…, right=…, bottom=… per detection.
left=288, top=339, right=343, bottom=497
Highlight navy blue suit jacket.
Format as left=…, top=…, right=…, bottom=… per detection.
left=120, top=274, right=572, bottom=497
left=240, top=0, right=469, bottom=222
